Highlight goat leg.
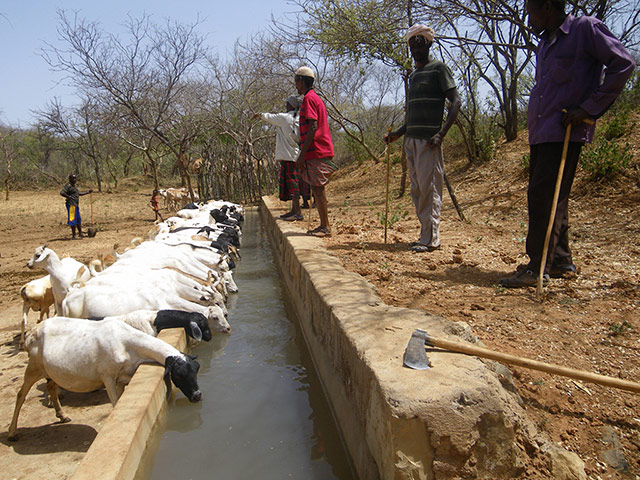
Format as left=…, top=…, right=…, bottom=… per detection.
left=46, top=379, right=70, bottom=424
left=8, top=362, right=45, bottom=440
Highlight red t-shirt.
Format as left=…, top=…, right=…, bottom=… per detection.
left=299, top=89, right=334, bottom=160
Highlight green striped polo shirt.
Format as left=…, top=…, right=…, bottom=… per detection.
left=406, top=60, right=456, bottom=140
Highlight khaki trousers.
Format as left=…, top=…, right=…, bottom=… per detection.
left=405, top=137, right=443, bottom=248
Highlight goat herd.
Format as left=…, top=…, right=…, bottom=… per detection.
left=8, top=199, right=245, bottom=441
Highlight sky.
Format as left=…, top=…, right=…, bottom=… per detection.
left=0, top=0, right=294, bottom=127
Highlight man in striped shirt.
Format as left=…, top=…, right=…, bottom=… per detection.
left=386, top=25, right=461, bottom=253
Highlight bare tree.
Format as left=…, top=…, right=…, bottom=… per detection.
left=276, top=0, right=427, bottom=195
left=42, top=11, right=210, bottom=200
left=37, top=98, right=112, bottom=191
left=0, top=127, right=15, bottom=200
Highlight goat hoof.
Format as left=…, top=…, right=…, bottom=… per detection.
left=58, top=416, right=72, bottom=424
left=7, top=433, right=18, bottom=442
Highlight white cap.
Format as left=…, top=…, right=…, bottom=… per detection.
left=406, top=24, right=436, bottom=43
left=295, top=66, right=315, bottom=79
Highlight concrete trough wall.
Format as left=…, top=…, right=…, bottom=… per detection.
left=260, top=196, right=552, bottom=480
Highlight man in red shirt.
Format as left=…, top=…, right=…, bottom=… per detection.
left=295, top=66, right=337, bottom=237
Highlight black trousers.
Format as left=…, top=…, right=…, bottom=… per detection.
left=526, top=141, right=583, bottom=273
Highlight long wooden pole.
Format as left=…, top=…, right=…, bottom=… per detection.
left=90, top=191, right=94, bottom=224
left=423, top=332, right=640, bottom=394
left=384, top=128, right=391, bottom=244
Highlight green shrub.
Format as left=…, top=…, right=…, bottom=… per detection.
left=600, top=107, right=635, bottom=140
left=580, top=139, right=632, bottom=179
left=377, top=201, right=409, bottom=229
left=520, top=153, right=530, bottom=172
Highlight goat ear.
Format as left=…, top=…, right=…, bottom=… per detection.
left=189, top=321, right=203, bottom=342
left=163, top=362, right=173, bottom=401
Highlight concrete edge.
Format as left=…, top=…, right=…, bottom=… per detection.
left=260, top=195, right=548, bottom=480
left=71, top=329, right=187, bottom=480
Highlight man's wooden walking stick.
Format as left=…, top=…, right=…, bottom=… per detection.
left=90, top=191, right=94, bottom=224
left=384, top=128, right=391, bottom=244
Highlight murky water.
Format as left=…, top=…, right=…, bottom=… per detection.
left=136, top=210, right=355, bottom=480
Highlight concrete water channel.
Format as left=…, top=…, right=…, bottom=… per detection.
left=74, top=198, right=557, bottom=480
left=135, top=210, right=355, bottom=479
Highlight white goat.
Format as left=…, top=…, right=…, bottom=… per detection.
left=78, top=267, right=227, bottom=311
left=61, top=283, right=230, bottom=333
left=27, top=246, right=91, bottom=314
left=99, top=309, right=212, bottom=341
left=7, top=317, right=202, bottom=441
left=19, top=275, right=55, bottom=347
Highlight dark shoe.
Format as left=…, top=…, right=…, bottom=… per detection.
left=549, top=264, right=577, bottom=278
left=282, top=214, right=303, bottom=221
left=499, top=269, right=548, bottom=288
left=301, top=202, right=310, bottom=209
left=280, top=211, right=294, bottom=219
left=411, top=243, right=440, bottom=253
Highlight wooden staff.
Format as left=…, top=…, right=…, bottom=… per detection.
left=90, top=191, right=94, bottom=224
left=384, top=128, right=391, bottom=244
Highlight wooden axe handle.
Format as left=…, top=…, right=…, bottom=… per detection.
left=424, top=333, right=640, bottom=394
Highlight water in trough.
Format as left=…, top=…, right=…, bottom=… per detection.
left=136, top=210, right=355, bottom=479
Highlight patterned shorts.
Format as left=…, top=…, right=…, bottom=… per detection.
left=279, top=161, right=300, bottom=201
left=300, top=158, right=338, bottom=187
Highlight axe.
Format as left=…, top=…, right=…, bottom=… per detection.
left=403, top=329, right=640, bottom=394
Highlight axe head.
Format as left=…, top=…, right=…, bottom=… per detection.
left=403, top=329, right=431, bottom=370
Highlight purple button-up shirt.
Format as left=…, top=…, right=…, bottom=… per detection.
left=528, top=14, right=635, bottom=145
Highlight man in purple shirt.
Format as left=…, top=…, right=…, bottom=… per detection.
left=500, top=0, right=635, bottom=288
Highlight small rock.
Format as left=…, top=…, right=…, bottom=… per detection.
left=600, top=449, right=630, bottom=473
left=548, top=446, right=586, bottom=480
left=600, top=426, right=622, bottom=449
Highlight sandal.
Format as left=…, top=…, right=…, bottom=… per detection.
left=411, top=243, right=439, bottom=253
left=282, top=214, right=303, bottom=221
left=307, top=226, right=331, bottom=237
